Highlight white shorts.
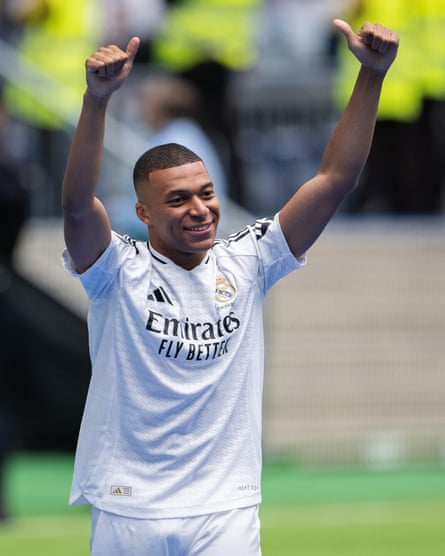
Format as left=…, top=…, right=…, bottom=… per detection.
left=90, top=505, right=261, bottom=556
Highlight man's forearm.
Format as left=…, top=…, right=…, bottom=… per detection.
left=61, top=92, right=109, bottom=215
left=320, top=65, right=386, bottom=193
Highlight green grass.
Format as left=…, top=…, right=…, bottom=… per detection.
left=260, top=501, right=445, bottom=555
left=0, top=514, right=91, bottom=556
left=1, top=454, right=445, bottom=555
left=260, top=463, right=445, bottom=555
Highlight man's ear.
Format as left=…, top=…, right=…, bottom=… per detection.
left=136, top=201, right=151, bottom=224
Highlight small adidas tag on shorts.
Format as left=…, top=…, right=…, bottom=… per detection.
left=110, top=485, right=132, bottom=496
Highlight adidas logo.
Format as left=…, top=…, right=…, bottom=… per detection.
left=110, top=485, right=132, bottom=496
left=147, top=286, right=173, bottom=305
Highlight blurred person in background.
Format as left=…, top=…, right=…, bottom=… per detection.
left=0, top=0, right=21, bottom=41
left=0, top=89, right=30, bottom=522
left=3, top=0, right=99, bottom=216
left=334, top=0, right=444, bottom=213
left=98, top=0, right=168, bottom=65
left=417, top=0, right=445, bottom=212
left=140, top=74, right=229, bottom=228
left=107, top=74, right=230, bottom=236
left=0, top=89, right=29, bottom=260
left=61, top=17, right=398, bottom=554
left=151, top=0, right=262, bottom=207
left=255, top=0, right=356, bottom=72
left=232, top=0, right=357, bottom=215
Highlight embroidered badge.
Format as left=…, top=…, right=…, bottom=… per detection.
left=215, top=275, right=237, bottom=303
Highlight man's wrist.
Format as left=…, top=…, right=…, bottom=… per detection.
left=358, top=64, right=388, bottom=83
left=83, top=90, right=111, bottom=110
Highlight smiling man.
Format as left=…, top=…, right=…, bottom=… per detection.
left=133, top=150, right=220, bottom=269
left=61, top=18, right=398, bottom=556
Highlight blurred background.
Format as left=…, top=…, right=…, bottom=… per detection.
left=0, top=0, right=444, bottom=553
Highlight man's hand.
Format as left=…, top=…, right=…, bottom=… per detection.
left=334, top=19, right=399, bottom=74
left=85, top=37, right=140, bottom=98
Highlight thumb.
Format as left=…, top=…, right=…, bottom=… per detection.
left=126, top=36, right=140, bottom=63
left=333, top=18, right=355, bottom=45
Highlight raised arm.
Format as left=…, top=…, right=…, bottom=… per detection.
left=279, top=20, right=399, bottom=259
left=62, top=37, right=140, bottom=273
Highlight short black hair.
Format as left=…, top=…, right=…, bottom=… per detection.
left=133, top=143, right=202, bottom=195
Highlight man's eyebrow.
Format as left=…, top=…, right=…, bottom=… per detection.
left=165, top=183, right=214, bottom=197
left=164, top=189, right=190, bottom=199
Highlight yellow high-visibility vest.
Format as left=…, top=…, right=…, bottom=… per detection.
left=152, top=0, right=261, bottom=72
left=415, top=0, right=445, bottom=98
left=4, top=0, right=98, bottom=129
left=334, top=0, right=423, bottom=121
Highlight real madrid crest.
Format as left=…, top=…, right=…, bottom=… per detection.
left=215, top=274, right=237, bottom=303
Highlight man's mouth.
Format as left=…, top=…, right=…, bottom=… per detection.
left=184, top=223, right=212, bottom=232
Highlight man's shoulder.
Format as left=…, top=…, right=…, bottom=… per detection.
left=213, top=217, right=275, bottom=251
left=111, top=232, right=148, bottom=257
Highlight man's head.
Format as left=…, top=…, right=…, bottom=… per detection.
left=133, top=143, right=220, bottom=269
left=133, top=143, right=202, bottom=196
left=139, top=75, right=200, bottom=131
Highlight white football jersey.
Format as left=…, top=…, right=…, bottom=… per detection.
left=62, top=213, right=304, bottom=518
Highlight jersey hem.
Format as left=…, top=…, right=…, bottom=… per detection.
left=70, top=492, right=262, bottom=520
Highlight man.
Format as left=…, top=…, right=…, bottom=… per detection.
left=61, top=19, right=398, bottom=555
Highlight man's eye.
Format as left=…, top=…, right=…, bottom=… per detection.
left=168, top=197, right=183, bottom=205
left=202, top=190, right=215, bottom=199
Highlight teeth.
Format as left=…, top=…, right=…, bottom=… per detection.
left=189, top=225, right=208, bottom=231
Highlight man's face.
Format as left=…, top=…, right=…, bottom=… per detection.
left=136, top=161, right=220, bottom=269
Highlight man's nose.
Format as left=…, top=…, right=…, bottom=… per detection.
left=189, top=196, right=208, bottom=216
